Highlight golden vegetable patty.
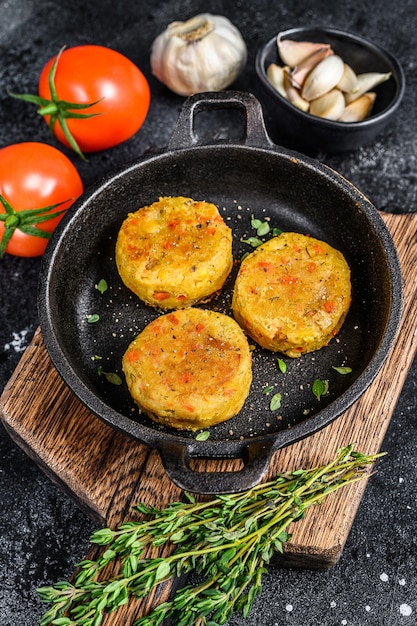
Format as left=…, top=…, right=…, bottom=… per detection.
left=115, top=196, right=233, bottom=309
left=122, top=308, right=252, bottom=431
left=232, top=232, right=351, bottom=357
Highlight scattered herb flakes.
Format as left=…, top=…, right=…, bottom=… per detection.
left=272, top=227, right=283, bottom=236
left=91, top=355, right=102, bottom=361
left=97, top=366, right=122, bottom=385
left=312, top=378, right=329, bottom=401
left=251, top=216, right=263, bottom=229
left=262, top=385, right=274, bottom=395
left=270, top=392, right=282, bottom=411
left=256, top=221, right=270, bottom=237
left=251, top=214, right=271, bottom=237
left=96, top=278, right=108, bottom=294
left=241, top=236, right=264, bottom=248
left=195, top=431, right=210, bottom=441
left=332, top=366, right=352, bottom=374
left=86, top=313, right=100, bottom=323
left=277, top=358, right=287, bottom=374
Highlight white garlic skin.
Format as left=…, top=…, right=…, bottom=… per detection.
left=150, top=13, right=247, bottom=96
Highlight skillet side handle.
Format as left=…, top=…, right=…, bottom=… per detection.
left=167, top=90, right=274, bottom=151
left=158, top=440, right=275, bottom=495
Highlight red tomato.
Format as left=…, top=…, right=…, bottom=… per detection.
left=38, top=45, right=151, bottom=153
left=0, top=142, right=83, bottom=257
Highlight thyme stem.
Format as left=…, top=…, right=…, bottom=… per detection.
left=37, top=444, right=384, bottom=626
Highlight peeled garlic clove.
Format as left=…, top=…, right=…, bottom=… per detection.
left=344, top=72, right=391, bottom=103
left=301, top=55, right=345, bottom=101
left=290, top=46, right=334, bottom=89
left=337, top=63, right=359, bottom=93
left=284, top=72, right=310, bottom=112
left=277, top=33, right=331, bottom=67
left=339, top=92, right=377, bottom=121
left=266, top=63, right=287, bottom=97
left=310, top=88, right=346, bottom=120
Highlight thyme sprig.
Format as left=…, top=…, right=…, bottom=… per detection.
left=37, top=444, right=383, bottom=626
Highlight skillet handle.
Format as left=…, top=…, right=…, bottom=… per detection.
left=158, top=440, right=275, bottom=495
left=167, top=90, right=274, bottom=151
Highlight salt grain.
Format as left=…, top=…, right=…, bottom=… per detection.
left=399, top=604, right=412, bottom=616
left=4, top=328, right=30, bottom=353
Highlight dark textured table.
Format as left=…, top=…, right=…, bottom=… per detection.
left=0, top=1, right=416, bottom=625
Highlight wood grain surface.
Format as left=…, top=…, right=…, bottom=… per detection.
left=1, top=212, right=416, bottom=624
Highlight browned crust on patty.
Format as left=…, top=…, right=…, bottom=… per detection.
left=116, top=196, right=233, bottom=310
left=122, top=308, right=252, bottom=430
left=232, top=232, right=351, bottom=357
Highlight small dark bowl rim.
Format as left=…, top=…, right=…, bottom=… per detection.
left=255, top=25, right=405, bottom=131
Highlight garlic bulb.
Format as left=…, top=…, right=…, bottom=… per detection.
left=150, top=13, right=247, bottom=96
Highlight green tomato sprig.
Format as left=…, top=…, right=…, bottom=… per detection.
left=0, top=193, right=70, bottom=258
left=8, top=46, right=102, bottom=160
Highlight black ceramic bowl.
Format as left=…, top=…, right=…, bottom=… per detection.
left=255, top=26, right=405, bottom=153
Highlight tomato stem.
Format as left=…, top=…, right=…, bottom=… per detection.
left=8, top=46, right=104, bottom=161
left=4, top=214, right=20, bottom=229
left=0, top=194, right=71, bottom=258
left=37, top=102, right=59, bottom=116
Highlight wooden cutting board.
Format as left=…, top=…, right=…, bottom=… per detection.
left=1, top=213, right=416, bottom=624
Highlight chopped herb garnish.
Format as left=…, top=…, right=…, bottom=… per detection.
left=195, top=431, right=210, bottom=441
left=97, top=366, right=122, bottom=385
left=241, top=236, right=264, bottom=248
left=269, top=392, right=282, bottom=411
left=256, top=221, right=270, bottom=236
left=86, top=313, right=100, bottom=323
left=332, top=366, right=352, bottom=374
left=242, top=215, right=282, bottom=248
left=262, top=385, right=274, bottom=395
left=250, top=216, right=263, bottom=229
left=96, top=278, right=108, bottom=294
left=277, top=358, right=287, bottom=374
left=312, top=378, right=329, bottom=401
left=251, top=215, right=270, bottom=237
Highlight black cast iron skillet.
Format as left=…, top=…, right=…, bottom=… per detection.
left=38, top=91, right=403, bottom=494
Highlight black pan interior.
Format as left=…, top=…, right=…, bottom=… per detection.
left=39, top=143, right=402, bottom=454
